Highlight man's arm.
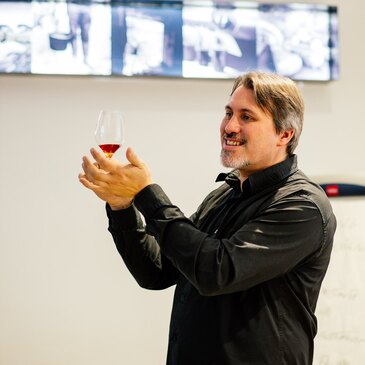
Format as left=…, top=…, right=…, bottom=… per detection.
left=79, top=147, right=178, bottom=290
left=106, top=203, right=179, bottom=290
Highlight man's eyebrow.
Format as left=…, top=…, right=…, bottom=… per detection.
left=224, top=105, right=257, bottom=114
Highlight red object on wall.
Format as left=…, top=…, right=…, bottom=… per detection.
left=325, top=185, right=339, bottom=197
left=319, top=183, right=365, bottom=197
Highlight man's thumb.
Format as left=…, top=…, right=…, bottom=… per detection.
left=126, top=147, right=144, bottom=168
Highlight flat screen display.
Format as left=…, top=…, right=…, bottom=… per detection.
left=0, top=0, right=339, bottom=81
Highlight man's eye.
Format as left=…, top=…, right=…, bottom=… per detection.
left=241, top=114, right=251, bottom=121
left=225, top=111, right=232, bottom=118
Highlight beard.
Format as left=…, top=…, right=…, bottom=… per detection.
left=220, top=149, right=249, bottom=169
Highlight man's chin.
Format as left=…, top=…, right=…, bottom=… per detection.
left=220, top=157, right=233, bottom=168
left=220, top=150, right=249, bottom=169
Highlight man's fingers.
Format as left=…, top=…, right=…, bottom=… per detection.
left=79, top=176, right=97, bottom=190
left=82, top=155, right=109, bottom=184
left=79, top=172, right=109, bottom=191
left=82, top=155, right=95, bottom=171
left=90, top=147, right=113, bottom=170
left=126, top=147, right=144, bottom=168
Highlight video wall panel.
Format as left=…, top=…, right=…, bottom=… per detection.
left=0, top=1, right=339, bottom=81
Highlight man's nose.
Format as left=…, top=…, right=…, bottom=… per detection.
left=224, top=116, right=240, bottom=134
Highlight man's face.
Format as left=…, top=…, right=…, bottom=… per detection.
left=220, top=85, right=288, bottom=179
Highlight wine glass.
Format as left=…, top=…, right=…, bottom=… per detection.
left=95, top=110, right=124, bottom=158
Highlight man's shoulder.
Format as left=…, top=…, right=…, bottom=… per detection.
left=280, top=169, right=335, bottom=222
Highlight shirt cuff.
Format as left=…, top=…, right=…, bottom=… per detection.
left=106, top=203, right=141, bottom=232
left=134, top=184, right=172, bottom=219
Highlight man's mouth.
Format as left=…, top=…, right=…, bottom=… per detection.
left=225, top=139, right=243, bottom=146
left=223, top=134, right=245, bottom=147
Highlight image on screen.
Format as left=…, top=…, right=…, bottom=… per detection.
left=182, top=4, right=258, bottom=78
left=111, top=4, right=183, bottom=77
left=30, top=0, right=111, bottom=75
left=256, top=4, right=339, bottom=81
left=0, top=1, right=32, bottom=74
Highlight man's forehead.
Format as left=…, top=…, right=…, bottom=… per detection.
left=227, top=87, right=258, bottom=110
left=227, top=86, right=272, bottom=117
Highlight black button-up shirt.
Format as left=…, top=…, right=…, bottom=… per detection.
left=106, top=155, right=336, bottom=364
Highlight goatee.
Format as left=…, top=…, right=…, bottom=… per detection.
left=220, top=149, right=249, bottom=169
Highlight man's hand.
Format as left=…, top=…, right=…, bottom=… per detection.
left=79, top=147, right=152, bottom=210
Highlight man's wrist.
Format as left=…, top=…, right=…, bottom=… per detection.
left=109, top=200, right=134, bottom=211
left=134, top=184, right=172, bottom=218
left=106, top=202, right=141, bottom=231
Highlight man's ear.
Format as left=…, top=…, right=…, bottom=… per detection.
left=278, top=129, right=295, bottom=147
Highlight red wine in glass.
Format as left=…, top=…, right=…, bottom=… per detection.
left=95, top=110, right=124, bottom=158
left=98, top=143, right=121, bottom=158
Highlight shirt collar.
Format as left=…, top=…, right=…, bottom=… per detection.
left=216, top=155, right=298, bottom=195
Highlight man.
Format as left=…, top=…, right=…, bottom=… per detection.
left=79, top=71, right=336, bottom=364
left=67, top=0, right=92, bottom=64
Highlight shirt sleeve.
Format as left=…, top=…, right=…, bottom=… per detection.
left=134, top=184, right=326, bottom=296
left=106, top=203, right=179, bottom=290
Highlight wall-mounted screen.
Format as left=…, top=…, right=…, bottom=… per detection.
left=0, top=0, right=339, bottom=81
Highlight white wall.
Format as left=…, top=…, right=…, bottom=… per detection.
left=1, top=0, right=365, bottom=364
